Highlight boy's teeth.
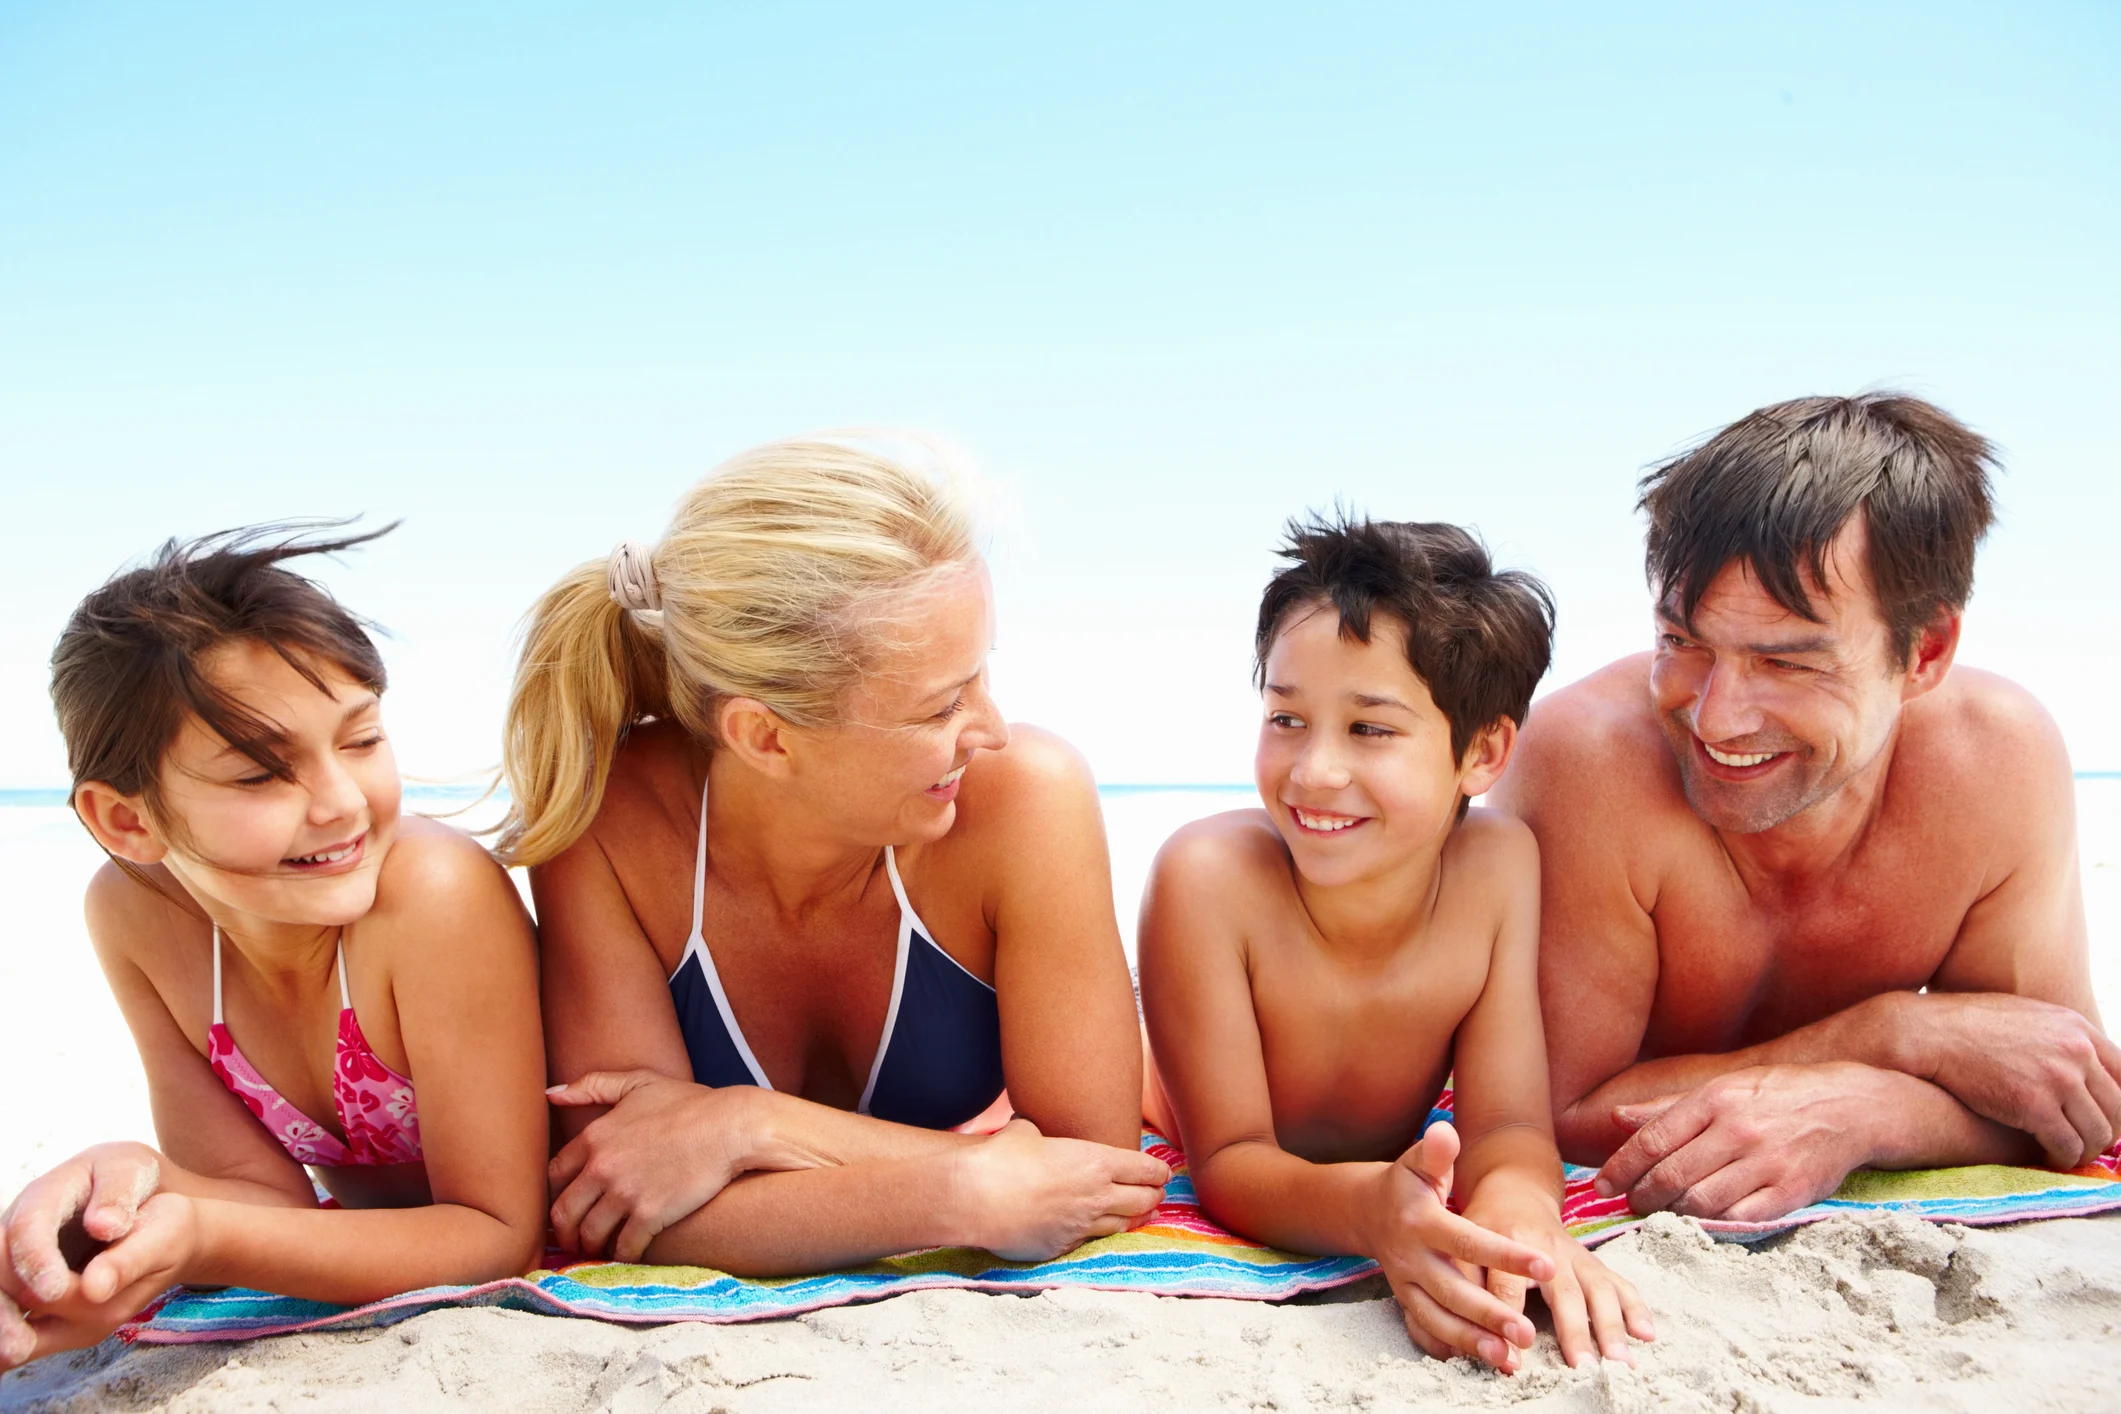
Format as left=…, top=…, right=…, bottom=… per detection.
left=1295, top=810, right=1358, bottom=832
left=1703, top=743, right=1778, bottom=768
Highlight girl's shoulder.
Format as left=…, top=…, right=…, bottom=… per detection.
left=368, top=816, right=520, bottom=920
left=83, top=858, right=205, bottom=964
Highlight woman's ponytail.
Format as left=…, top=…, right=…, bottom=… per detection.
left=496, top=559, right=670, bottom=867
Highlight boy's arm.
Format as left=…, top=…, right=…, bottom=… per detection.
left=1136, top=821, right=1386, bottom=1256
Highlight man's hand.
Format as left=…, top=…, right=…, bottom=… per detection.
left=1595, top=1063, right=1881, bottom=1221
left=1365, top=1123, right=1557, bottom=1373
left=547, top=1071, right=819, bottom=1260
left=1893, top=993, right=2121, bottom=1168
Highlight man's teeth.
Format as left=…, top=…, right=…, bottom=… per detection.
left=1294, top=810, right=1360, bottom=832
left=1703, top=743, right=1778, bottom=768
left=291, top=843, right=357, bottom=865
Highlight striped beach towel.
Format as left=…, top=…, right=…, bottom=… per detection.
left=120, top=1102, right=2121, bottom=1345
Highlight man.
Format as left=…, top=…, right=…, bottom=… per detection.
left=1493, top=392, right=2121, bottom=1221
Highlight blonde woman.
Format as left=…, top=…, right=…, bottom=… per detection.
left=507, top=436, right=1168, bottom=1274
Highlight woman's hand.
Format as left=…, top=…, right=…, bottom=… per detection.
left=0, top=1190, right=198, bottom=1369
left=1362, top=1123, right=1557, bottom=1372
left=1463, top=1184, right=1655, bottom=1370
left=946, top=1118, right=1171, bottom=1261
left=548, top=1071, right=828, bottom=1261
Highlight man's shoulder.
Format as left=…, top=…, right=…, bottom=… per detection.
left=1897, top=666, right=2073, bottom=801
left=1496, top=654, right=1684, bottom=820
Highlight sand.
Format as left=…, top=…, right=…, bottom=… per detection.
left=5, top=786, right=2121, bottom=1412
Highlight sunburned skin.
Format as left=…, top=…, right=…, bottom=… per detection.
left=1495, top=521, right=2121, bottom=1223
left=1141, top=606, right=1652, bottom=1374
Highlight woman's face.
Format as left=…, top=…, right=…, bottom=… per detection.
left=146, top=639, right=403, bottom=930
left=783, top=559, right=1010, bottom=847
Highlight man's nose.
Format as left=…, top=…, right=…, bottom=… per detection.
left=1691, top=660, right=1764, bottom=742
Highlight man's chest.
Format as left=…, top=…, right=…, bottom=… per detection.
left=1641, top=855, right=1981, bottom=1055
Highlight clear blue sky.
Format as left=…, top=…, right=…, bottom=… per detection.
left=1, top=2, right=2115, bottom=786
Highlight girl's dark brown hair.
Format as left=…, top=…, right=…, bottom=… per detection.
left=51, top=522, right=395, bottom=845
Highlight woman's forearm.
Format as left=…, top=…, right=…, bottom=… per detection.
left=183, top=1200, right=542, bottom=1301
left=641, top=1154, right=975, bottom=1275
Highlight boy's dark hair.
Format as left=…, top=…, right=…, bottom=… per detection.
left=51, top=522, right=394, bottom=840
left=1254, top=514, right=1555, bottom=802
left=1637, top=393, right=1997, bottom=667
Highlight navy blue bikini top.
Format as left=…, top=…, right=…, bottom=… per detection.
left=667, top=780, right=1006, bottom=1131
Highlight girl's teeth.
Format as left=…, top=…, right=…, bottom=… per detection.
left=294, top=843, right=356, bottom=865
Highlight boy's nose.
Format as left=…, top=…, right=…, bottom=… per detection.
left=1288, top=741, right=1352, bottom=792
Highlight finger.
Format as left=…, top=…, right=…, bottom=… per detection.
left=1615, top=1271, right=1657, bottom=1342
left=1396, top=1296, right=1454, bottom=1361
left=1101, top=1183, right=1167, bottom=1220
left=1103, top=1150, right=1173, bottom=1187
left=1667, top=1155, right=1774, bottom=1220
left=1418, top=1210, right=1556, bottom=1284
left=1487, top=1263, right=1529, bottom=1316
left=2028, top=1103, right=2086, bottom=1170
left=1610, top=1093, right=1683, bottom=1133
left=2091, top=1028, right=2121, bottom=1089
left=1412, top=1249, right=1537, bottom=1350
left=1597, top=1093, right=1714, bottom=1198
left=1585, top=1273, right=1635, bottom=1365
left=612, top=1212, right=667, bottom=1265
left=82, top=1153, right=158, bottom=1243
left=1717, top=1186, right=1802, bottom=1224
left=1407, top=1123, right=1461, bottom=1202
left=6, top=1174, right=89, bottom=1304
left=0, top=1289, right=34, bottom=1371
left=547, top=1173, right=604, bottom=1253
left=1078, top=1214, right=1135, bottom=1242
left=575, top=1191, right=635, bottom=1259
left=1401, top=1278, right=1515, bottom=1369
left=547, top=1134, right=591, bottom=1197
left=545, top=1070, right=659, bottom=1108
left=1543, top=1270, right=1596, bottom=1370
left=2083, top=1053, right=2121, bottom=1152
left=2058, top=1086, right=2112, bottom=1168
left=1626, top=1126, right=1750, bottom=1215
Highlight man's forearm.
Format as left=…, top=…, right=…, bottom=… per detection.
left=1557, top=995, right=1916, bottom=1163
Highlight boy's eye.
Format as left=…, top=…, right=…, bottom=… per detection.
left=1350, top=722, right=1394, bottom=738
left=1267, top=712, right=1304, bottom=730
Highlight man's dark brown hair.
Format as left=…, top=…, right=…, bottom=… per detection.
left=51, top=522, right=393, bottom=848
left=1255, top=513, right=1555, bottom=816
left=1638, top=393, right=1997, bottom=666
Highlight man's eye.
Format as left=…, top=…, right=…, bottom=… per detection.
left=1765, top=658, right=1810, bottom=673
left=1659, top=633, right=1691, bottom=650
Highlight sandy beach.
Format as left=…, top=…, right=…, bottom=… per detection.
left=5, top=784, right=2120, bottom=1412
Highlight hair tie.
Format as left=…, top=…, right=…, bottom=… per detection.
left=606, top=541, right=663, bottom=614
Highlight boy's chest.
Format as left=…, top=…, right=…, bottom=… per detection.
left=1246, top=943, right=1486, bottom=1164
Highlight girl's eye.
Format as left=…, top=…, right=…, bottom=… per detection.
left=346, top=733, right=386, bottom=750
left=234, top=771, right=277, bottom=788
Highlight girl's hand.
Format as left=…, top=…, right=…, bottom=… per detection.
left=2, top=1144, right=164, bottom=1314
left=1364, top=1123, right=1557, bottom=1373
left=947, top=1118, right=1171, bottom=1261
left=1465, top=1187, right=1656, bottom=1370
left=0, top=1192, right=197, bottom=1369
left=547, top=1071, right=817, bottom=1260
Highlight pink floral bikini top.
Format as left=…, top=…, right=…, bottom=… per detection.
left=206, top=926, right=422, bottom=1166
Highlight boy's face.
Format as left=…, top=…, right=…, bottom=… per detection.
left=1253, top=604, right=1473, bottom=889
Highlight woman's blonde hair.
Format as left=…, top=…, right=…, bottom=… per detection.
left=497, top=435, right=979, bottom=866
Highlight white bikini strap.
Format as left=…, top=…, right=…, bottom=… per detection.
left=211, top=924, right=225, bottom=1024
left=335, top=929, right=351, bottom=1011
left=691, top=774, right=712, bottom=938
left=881, top=845, right=915, bottom=918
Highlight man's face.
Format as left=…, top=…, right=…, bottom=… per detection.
left=1649, top=521, right=1915, bottom=834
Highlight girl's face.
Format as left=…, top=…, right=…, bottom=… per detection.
left=142, top=639, right=402, bottom=930
left=1253, top=605, right=1501, bottom=891
left=774, top=559, right=1010, bottom=847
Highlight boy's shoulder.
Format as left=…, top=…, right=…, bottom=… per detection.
left=1439, top=805, right=1540, bottom=901
left=1150, top=808, right=1290, bottom=895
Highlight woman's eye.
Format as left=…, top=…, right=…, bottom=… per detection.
left=932, top=696, right=965, bottom=721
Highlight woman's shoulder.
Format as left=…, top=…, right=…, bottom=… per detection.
left=947, top=724, right=1098, bottom=840
left=581, top=719, right=700, bottom=845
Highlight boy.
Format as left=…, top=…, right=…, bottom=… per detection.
left=1140, top=515, right=1652, bottom=1372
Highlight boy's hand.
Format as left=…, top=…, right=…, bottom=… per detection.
left=1366, top=1123, right=1556, bottom=1372
left=1464, top=1187, right=1656, bottom=1370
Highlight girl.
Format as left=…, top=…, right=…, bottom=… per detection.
left=516, top=435, right=1169, bottom=1273
left=0, top=527, right=545, bottom=1369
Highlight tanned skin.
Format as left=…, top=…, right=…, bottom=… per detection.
left=1493, top=522, right=2121, bottom=1222
left=1141, top=606, right=1653, bottom=1374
